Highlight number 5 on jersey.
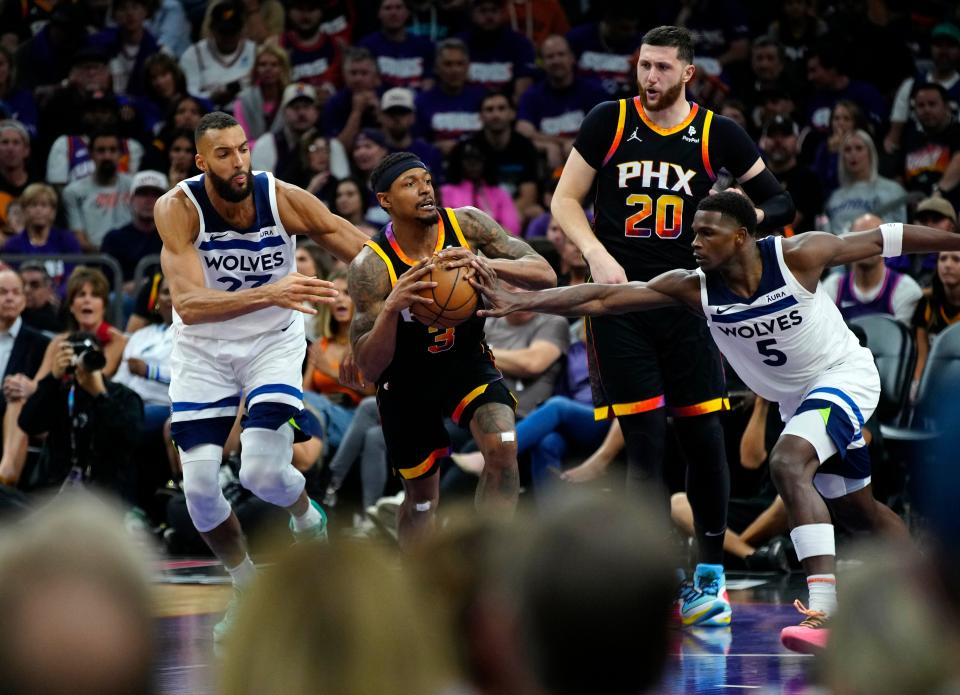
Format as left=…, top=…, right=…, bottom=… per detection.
left=624, top=194, right=684, bottom=239
left=757, top=338, right=787, bottom=366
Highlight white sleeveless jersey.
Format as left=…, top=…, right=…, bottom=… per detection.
left=175, top=171, right=303, bottom=340
left=696, top=235, right=873, bottom=405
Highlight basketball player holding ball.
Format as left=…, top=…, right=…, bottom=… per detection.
left=348, top=152, right=556, bottom=547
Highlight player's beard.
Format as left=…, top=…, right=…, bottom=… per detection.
left=207, top=167, right=254, bottom=202
left=415, top=208, right=440, bottom=226
left=640, top=77, right=684, bottom=112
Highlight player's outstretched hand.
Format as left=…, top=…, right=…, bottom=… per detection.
left=383, top=256, right=438, bottom=314
left=585, top=247, right=628, bottom=284
left=469, top=271, right=518, bottom=318
left=270, top=273, right=339, bottom=314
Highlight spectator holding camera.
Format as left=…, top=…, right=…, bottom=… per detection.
left=18, top=329, right=143, bottom=496
left=34, top=268, right=127, bottom=385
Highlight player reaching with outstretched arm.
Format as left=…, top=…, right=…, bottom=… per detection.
left=472, top=191, right=959, bottom=653
left=550, top=25, right=795, bottom=627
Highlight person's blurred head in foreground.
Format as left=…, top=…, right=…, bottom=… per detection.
left=821, top=543, right=960, bottom=695
left=413, top=491, right=678, bottom=695
left=0, top=494, right=155, bottom=695
left=220, top=540, right=456, bottom=695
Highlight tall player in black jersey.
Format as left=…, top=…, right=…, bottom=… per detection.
left=348, top=152, right=556, bottom=548
left=552, top=26, right=795, bottom=626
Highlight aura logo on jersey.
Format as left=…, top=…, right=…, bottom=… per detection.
left=716, top=309, right=803, bottom=338
left=616, top=160, right=697, bottom=195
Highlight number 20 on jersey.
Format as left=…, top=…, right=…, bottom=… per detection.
left=624, top=194, right=684, bottom=239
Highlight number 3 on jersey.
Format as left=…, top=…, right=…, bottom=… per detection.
left=624, top=194, right=683, bottom=239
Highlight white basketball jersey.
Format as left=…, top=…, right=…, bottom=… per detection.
left=175, top=171, right=302, bottom=340
left=696, top=235, right=873, bottom=405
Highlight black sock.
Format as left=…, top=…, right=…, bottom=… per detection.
left=618, top=409, right=668, bottom=513
left=676, top=413, right=729, bottom=566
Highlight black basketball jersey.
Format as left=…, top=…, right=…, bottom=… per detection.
left=587, top=97, right=720, bottom=282
left=365, top=207, right=489, bottom=387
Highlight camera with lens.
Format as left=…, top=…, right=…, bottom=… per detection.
left=65, top=335, right=106, bottom=374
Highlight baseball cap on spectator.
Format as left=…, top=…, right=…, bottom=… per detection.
left=381, top=88, right=415, bottom=113
left=762, top=114, right=798, bottom=138
left=932, top=22, right=960, bottom=45
left=71, top=46, right=109, bottom=69
left=132, top=170, right=169, bottom=195
left=281, top=83, right=318, bottom=110
left=210, top=0, right=245, bottom=35
left=915, top=196, right=957, bottom=224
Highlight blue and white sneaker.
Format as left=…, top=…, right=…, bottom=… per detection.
left=289, top=498, right=328, bottom=543
left=678, top=564, right=731, bottom=627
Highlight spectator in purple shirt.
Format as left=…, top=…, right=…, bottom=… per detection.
left=674, top=0, right=751, bottom=89
left=378, top=88, right=443, bottom=181
left=321, top=47, right=383, bottom=151
left=804, top=43, right=888, bottom=137
left=516, top=35, right=607, bottom=169
left=458, top=0, right=535, bottom=102
left=566, top=6, right=643, bottom=98
left=415, top=38, right=487, bottom=154
left=358, top=0, right=435, bottom=90
left=87, top=0, right=161, bottom=97
left=1, top=183, right=80, bottom=296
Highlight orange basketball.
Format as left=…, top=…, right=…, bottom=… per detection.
left=410, top=261, right=479, bottom=328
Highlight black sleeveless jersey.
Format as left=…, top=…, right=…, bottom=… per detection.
left=574, top=98, right=758, bottom=282
left=365, top=207, right=488, bottom=387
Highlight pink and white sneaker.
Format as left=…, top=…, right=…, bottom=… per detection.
left=780, top=599, right=830, bottom=654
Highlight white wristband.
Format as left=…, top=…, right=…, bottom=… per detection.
left=879, top=222, right=904, bottom=257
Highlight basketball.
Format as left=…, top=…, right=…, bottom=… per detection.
left=410, top=258, right=479, bottom=328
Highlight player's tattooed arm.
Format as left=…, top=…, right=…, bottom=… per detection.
left=348, top=250, right=396, bottom=384
left=454, top=206, right=556, bottom=289
left=348, top=249, right=437, bottom=383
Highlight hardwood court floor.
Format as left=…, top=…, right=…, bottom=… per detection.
left=153, top=565, right=814, bottom=694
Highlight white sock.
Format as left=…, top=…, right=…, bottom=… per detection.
left=807, top=574, right=838, bottom=616
left=290, top=502, right=322, bottom=531
left=226, top=555, right=256, bottom=589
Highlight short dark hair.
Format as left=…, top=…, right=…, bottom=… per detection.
left=697, top=191, right=758, bottom=236
left=915, top=82, right=950, bottom=104
left=88, top=129, right=121, bottom=150
left=479, top=90, right=511, bottom=110
left=641, top=25, right=695, bottom=64
left=195, top=111, right=239, bottom=145
left=808, top=43, right=845, bottom=74
left=369, top=151, right=426, bottom=193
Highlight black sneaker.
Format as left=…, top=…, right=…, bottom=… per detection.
left=744, top=537, right=791, bottom=573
